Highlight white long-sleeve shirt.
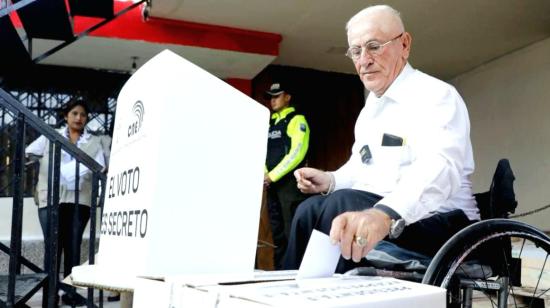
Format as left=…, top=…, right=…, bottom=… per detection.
left=26, top=127, right=105, bottom=191
left=333, top=63, right=479, bottom=223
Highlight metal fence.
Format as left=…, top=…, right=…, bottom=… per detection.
left=0, top=87, right=108, bottom=307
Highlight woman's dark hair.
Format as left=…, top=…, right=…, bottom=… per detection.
left=63, top=98, right=90, bottom=116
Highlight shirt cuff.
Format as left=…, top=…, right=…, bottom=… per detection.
left=332, top=170, right=353, bottom=191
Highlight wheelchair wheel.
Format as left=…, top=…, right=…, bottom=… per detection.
left=422, top=219, right=550, bottom=307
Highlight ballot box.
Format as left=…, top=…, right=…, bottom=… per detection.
left=95, top=49, right=269, bottom=280
left=132, top=273, right=446, bottom=308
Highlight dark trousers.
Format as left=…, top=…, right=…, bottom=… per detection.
left=38, top=203, right=90, bottom=279
left=267, top=175, right=307, bottom=269
left=282, top=189, right=473, bottom=273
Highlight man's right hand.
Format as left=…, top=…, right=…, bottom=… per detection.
left=294, top=167, right=331, bottom=194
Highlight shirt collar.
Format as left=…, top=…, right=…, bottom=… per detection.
left=61, top=126, right=91, bottom=145
left=366, top=62, right=415, bottom=105
left=272, top=106, right=296, bottom=120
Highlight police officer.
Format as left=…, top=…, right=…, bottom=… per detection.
left=264, top=82, right=310, bottom=269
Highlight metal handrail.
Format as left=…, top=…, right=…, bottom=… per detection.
left=0, top=161, right=35, bottom=197
left=0, top=0, right=37, bottom=18
left=0, top=88, right=107, bottom=307
left=0, top=87, right=105, bottom=175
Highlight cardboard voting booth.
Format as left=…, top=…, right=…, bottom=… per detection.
left=95, top=49, right=269, bottom=279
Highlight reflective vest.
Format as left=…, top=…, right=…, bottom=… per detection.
left=267, top=111, right=301, bottom=170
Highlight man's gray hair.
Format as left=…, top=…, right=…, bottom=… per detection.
left=346, top=4, right=405, bottom=34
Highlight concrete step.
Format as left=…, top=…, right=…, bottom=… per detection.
left=0, top=238, right=98, bottom=275
left=0, top=273, right=46, bottom=306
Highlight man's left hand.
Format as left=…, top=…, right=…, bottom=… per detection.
left=329, top=209, right=392, bottom=263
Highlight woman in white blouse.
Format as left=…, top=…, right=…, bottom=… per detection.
left=26, top=99, right=105, bottom=306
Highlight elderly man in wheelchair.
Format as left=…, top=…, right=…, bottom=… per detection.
left=283, top=5, right=550, bottom=308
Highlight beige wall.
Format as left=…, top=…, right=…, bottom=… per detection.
left=450, top=38, right=550, bottom=230
left=0, top=198, right=44, bottom=240
left=0, top=197, right=97, bottom=240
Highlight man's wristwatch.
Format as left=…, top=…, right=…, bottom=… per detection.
left=374, top=204, right=406, bottom=239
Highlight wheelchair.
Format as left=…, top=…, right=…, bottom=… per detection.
left=353, top=159, right=550, bottom=307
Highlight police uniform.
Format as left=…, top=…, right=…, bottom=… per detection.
left=265, top=89, right=310, bottom=269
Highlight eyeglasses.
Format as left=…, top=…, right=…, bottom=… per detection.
left=345, top=33, right=403, bottom=61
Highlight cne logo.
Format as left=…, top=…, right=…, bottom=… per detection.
left=128, top=100, right=144, bottom=137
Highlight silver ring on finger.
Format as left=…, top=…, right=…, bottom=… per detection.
left=354, top=235, right=367, bottom=247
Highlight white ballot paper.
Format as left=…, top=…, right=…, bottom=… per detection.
left=297, top=229, right=341, bottom=279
